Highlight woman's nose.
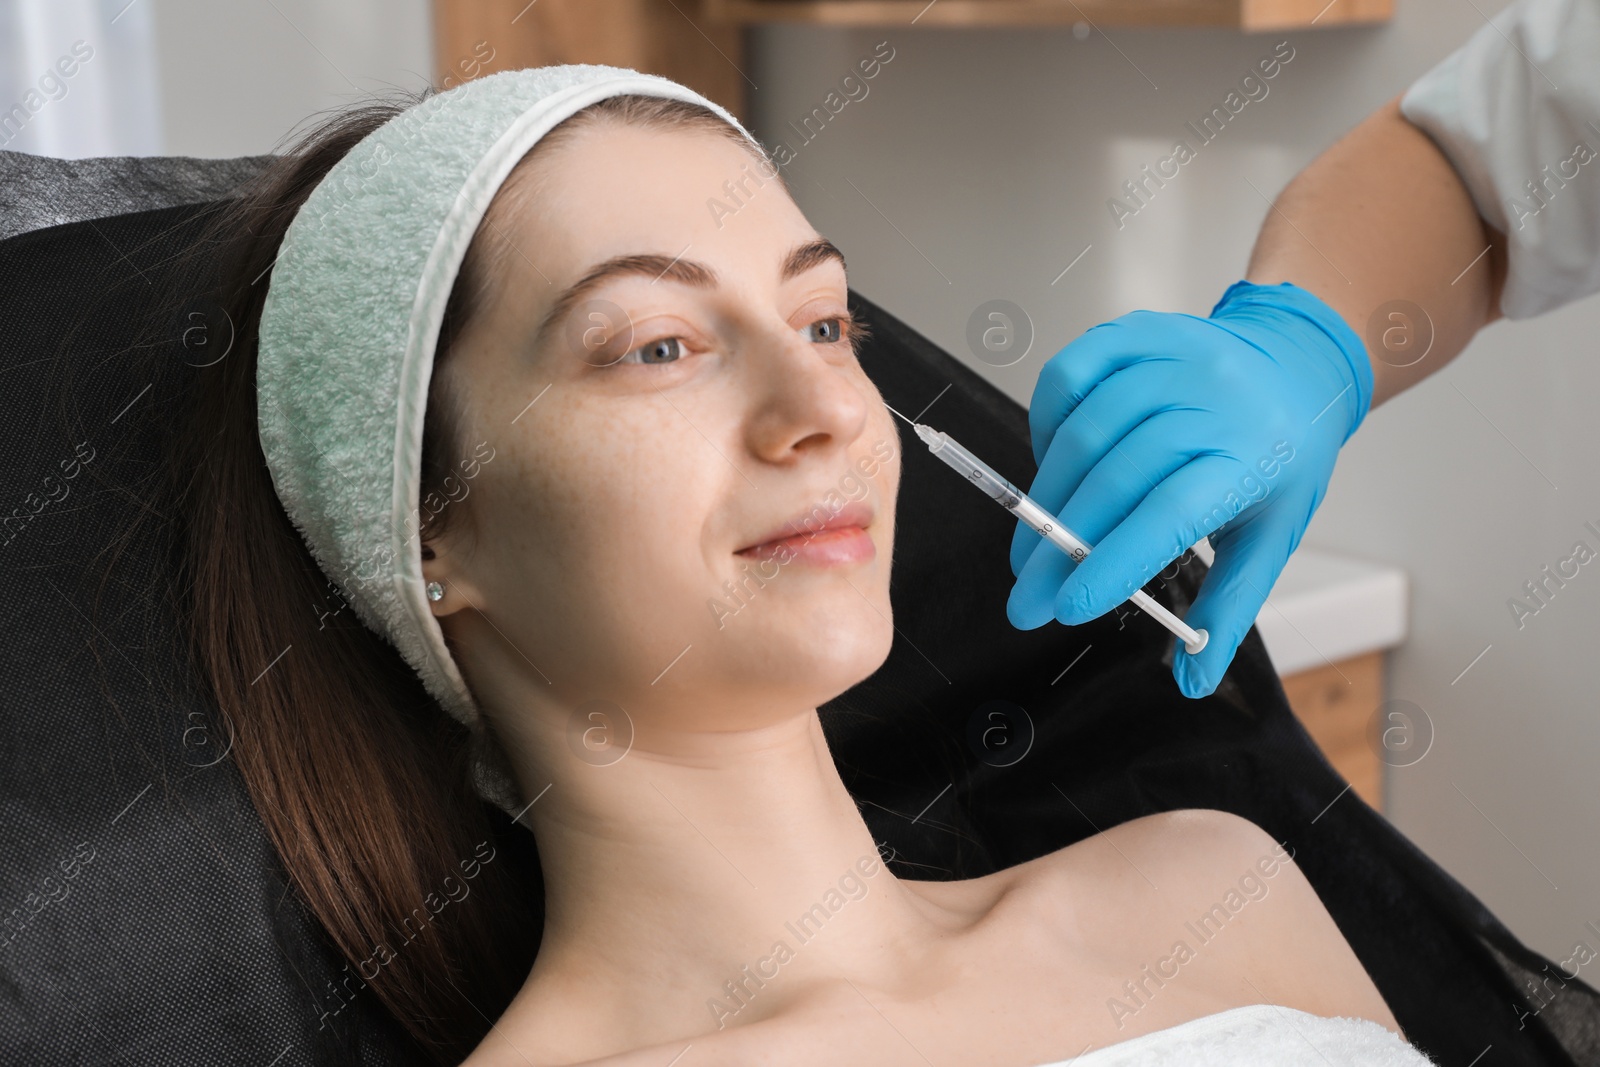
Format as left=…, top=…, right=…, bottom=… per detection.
left=740, top=324, right=871, bottom=464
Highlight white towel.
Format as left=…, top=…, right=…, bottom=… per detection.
left=1030, top=1004, right=1437, bottom=1066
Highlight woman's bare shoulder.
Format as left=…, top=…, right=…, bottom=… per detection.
left=898, top=811, right=1284, bottom=918
left=1008, top=807, right=1286, bottom=893
left=1020, top=808, right=1403, bottom=1033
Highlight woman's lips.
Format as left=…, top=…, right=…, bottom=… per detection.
left=735, top=524, right=875, bottom=566
left=735, top=498, right=877, bottom=566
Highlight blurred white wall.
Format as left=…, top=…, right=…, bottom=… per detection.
left=750, top=3, right=1600, bottom=965
left=0, top=0, right=434, bottom=158
left=0, top=0, right=162, bottom=156
left=148, top=0, right=432, bottom=157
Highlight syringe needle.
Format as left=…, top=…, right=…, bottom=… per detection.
left=883, top=401, right=917, bottom=427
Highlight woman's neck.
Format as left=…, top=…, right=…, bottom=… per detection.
left=502, top=709, right=965, bottom=1057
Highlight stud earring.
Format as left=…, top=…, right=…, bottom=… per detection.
left=426, top=581, right=445, bottom=602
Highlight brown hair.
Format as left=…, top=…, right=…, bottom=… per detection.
left=138, top=84, right=783, bottom=1062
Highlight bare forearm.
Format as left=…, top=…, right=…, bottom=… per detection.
left=1245, top=95, right=1507, bottom=407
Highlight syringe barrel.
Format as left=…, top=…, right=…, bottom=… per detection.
left=922, top=429, right=1092, bottom=561
left=923, top=429, right=1023, bottom=508
left=920, top=424, right=1207, bottom=655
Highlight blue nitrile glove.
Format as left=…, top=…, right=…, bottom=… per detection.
left=1007, top=280, right=1373, bottom=697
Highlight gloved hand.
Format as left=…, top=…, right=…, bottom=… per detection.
left=1007, top=279, right=1374, bottom=697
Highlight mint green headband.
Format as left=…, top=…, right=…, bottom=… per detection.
left=256, top=65, right=760, bottom=817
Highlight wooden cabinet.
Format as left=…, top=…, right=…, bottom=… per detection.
left=1281, top=651, right=1384, bottom=811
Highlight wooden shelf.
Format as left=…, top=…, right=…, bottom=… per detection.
left=701, top=0, right=1392, bottom=31
left=430, top=0, right=1390, bottom=133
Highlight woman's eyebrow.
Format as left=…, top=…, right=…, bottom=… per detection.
left=531, top=237, right=846, bottom=351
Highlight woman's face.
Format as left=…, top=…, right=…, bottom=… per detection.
left=424, top=118, right=902, bottom=748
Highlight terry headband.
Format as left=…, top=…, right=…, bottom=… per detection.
left=255, top=65, right=761, bottom=817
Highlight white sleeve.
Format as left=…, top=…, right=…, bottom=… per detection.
left=1399, top=0, right=1600, bottom=319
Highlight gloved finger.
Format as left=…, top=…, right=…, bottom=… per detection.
left=1010, top=360, right=1189, bottom=577
left=1011, top=513, right=1031, bottom=580
left=1026, top=312, right=1196, bottom=466
left=1051, top=454, right=1243, bottom=625
left=1015, top=420, right=1191, bottom=588
left=1171, top=493, right=1307, bottom=698
left=1053, top=407, right=1234, bottom=549
left=1008, top=515, right=1081, bottom=629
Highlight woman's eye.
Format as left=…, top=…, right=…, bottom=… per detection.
left=804, top=317, right=847, bottom=344
left=620, top=336, right=683, bottom=365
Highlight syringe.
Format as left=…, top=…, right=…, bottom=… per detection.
left=890, top=407, right=1208, bottom=656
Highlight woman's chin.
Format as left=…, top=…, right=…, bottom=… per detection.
left=753, top=612, right=895, bottom=689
